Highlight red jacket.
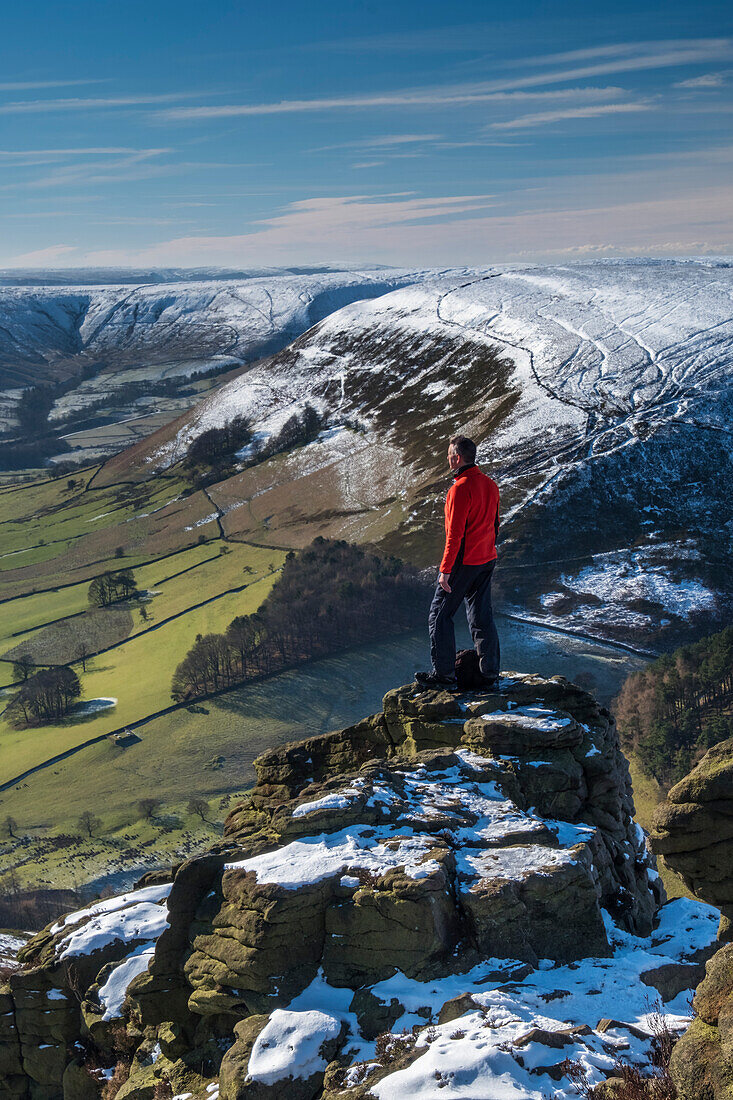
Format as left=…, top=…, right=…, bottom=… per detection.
left=440, top=464, right=500, bottom=574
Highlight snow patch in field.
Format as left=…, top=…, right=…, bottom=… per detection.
left=71, top=697, right=117, bottom=716
left=184, top=512, right=218, bottom=531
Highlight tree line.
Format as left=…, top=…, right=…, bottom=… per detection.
left=171, top=537, right=427, bottom=702
left=88, top=568, right=138, bottom=607
left=6, top=666, right=82, bottom=728
left=182, top=404, right=328, bottom=489
left=615, top=626, right=733, bottom=788
left=5, top=568, right=141, bottom=727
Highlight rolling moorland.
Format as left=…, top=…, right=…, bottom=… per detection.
left=0, top=258, right=730, bottom=919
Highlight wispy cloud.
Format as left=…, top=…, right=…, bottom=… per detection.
left=0, top=147, right=172, bottom=169
left=0, top=147, right=161, bottom=157
left=159, top=83, right=634, bottom=121
left=0, top=94, right=197, bottom=116
left=78, top=192, right=498, bottom=265
left=675, top=72, right=728, bottom=88
left=315, top=133, right=443, bottom=152
left=9, top=244, right=78, bottom=265
left=71, top=183, right=733, bottom=268
left=159, top=39, right=733, bottom=121
left=490, top=102, right=654, bottom=131
left=1, top=149, right=174, bottom=190
left=507, top=38, right=732, bottom=67
left=0, top=79, right=104, bottom=91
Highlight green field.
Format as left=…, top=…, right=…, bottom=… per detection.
left=0, top=634, right=435, bottom=889
left=0, top=562, right=283, bottom=779
left=0, top=469, right=218, bottom=603
left=0, top=540, right=258, bottom=655
left=0, top=464, right=295, bottom=895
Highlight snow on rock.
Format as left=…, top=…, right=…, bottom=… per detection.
left=247, top=1008, right=343, bottom=1085
left=51, top=882, right=171, bottom=960
left=481, top=705, right=574, bottom=731
left=225, top=826, right=442, bottom=888
left=1, top=674, right=718, bottom=1099
left=98, top=943, right=156, bottom=1020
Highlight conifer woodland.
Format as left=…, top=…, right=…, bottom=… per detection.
left=615, top=627, right=733, bottom=788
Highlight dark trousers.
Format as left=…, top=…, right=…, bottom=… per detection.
left=428, top=560, right=500, bottom=679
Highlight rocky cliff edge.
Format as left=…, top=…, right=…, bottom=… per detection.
left=2, top=673, right=721, bottom=1100
left=650, top=737, right=733, bottom=1100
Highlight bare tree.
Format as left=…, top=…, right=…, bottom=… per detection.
left=75, top=641, right=90, bottom=672
left=138, top=798, right=162, bottom=821
left=187, top=797, right=209, bottom=822
left=1, top=815, right=18, bottom=839
left=77, top=810, right=102, bottom=838
left=12, top=654, right=34, bottom=683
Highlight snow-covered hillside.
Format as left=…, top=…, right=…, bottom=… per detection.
left=0, top=268, right=424, bottom=390
left=126, top=258, right=731, bottom=646
left=3, top=259, right=729, bottom=643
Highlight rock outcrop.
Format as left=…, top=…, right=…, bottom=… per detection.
left=650, top=737, right=733, bottom=1100
left=1, top=674, right=668, bottom=1099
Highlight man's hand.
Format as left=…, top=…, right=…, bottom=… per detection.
left=438, top=572, right=452, bottom=593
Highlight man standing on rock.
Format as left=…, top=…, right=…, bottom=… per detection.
left=416, top=435, right=500, bottom=690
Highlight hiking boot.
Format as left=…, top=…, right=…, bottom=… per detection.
left=414, top=670, right=459, bottom=691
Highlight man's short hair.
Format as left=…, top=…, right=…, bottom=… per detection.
left=449, top=434, right=477, bottom=464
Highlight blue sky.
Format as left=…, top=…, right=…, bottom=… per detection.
left=1, top=0, right=732, bottom=268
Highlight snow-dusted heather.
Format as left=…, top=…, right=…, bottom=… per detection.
left=0, top=931, right=28, bottom=964
left=560, top=557, right=717, bottom=615
left=0, top=270, right=425, bottom=388
left=128, top=257, right=731, bottom=641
